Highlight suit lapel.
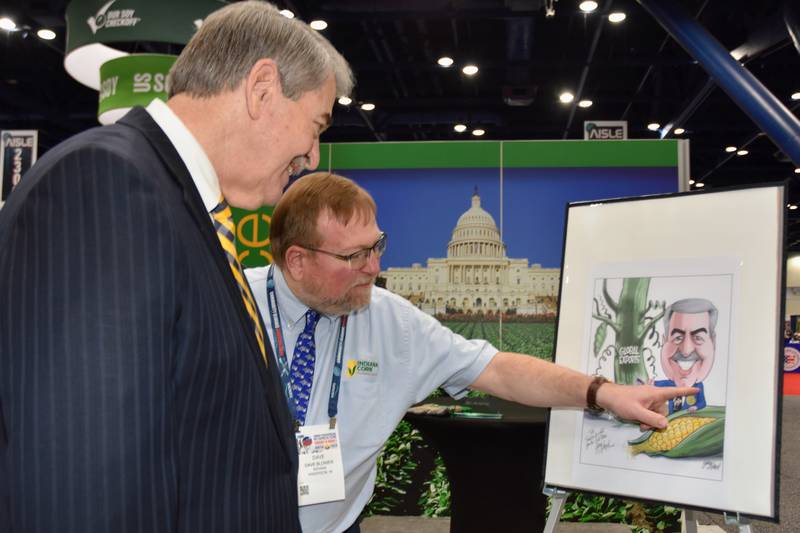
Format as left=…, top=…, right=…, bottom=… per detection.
left=118, top=107, right=297, bottom=460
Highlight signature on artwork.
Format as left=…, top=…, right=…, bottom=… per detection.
left=585, top=428, right=614, bottom=454
left=702, top=460, right=721, bottom=470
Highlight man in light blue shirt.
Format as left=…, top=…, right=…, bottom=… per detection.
left=246, top=172, right=697, bottom=533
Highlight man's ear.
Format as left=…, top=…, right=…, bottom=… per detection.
left=284, top=245, right=310, bottom=280
left=244, top=58, right=281, bottom=120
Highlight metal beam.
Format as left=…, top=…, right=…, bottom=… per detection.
left=637, top=0, right=800, bottom=166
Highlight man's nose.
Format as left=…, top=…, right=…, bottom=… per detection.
left=361, top=250, right=381, bottom=276
left=679, top=335, right=695, bottom=354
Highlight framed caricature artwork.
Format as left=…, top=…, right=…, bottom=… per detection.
left=543, top=183, right=786, bottom=520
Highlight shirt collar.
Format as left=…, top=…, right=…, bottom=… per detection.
left=145, top=98, right=221, bottom=213
left=272, top=265, right=319, bottom=328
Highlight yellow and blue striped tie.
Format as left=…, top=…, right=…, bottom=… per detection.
left=211, top=198, right=267, bottom=366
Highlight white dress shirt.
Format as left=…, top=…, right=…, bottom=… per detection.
left=145, top=98, right=221, bottom=213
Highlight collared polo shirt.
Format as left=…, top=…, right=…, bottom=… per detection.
left=246, top=265, right=497, bottom=533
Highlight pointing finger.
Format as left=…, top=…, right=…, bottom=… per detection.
left=657, top=386, right=699, bottom=400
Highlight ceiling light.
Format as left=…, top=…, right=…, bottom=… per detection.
left=360, top=102, right=375, bottom=111
left=647, top=122, right=661, bottom=131
left=437, top=56, right=454, bottom=68
left=462, top=65, right=479, bottom=76
left=579, top=1, right=599, bottom=13
left=608, top=12, right=626, bottom=23
left=725, top=146, right=737, bottom=153
left=737, top=149, right=749, bottom=156
left=36, top=28, right=56, bottom=40
left=309, top=20, right=328, bottom=30
left=792, top=92, right=800, bottom=101
left=472, top=128, right=485, bottom=136
left=454, top=124, right=467, bottom=133
left=695, top=182, right=705, bottom=188
left=790, top=205, right=799, bottom=211
left=0, top=17, right=15, bottom=31
left=689, top=179, right=695, bottom=185
left=559, top=91, right=574, bottom=103
left=673, top=127, right=685, bottom=135
left=578, top=99, right=593, bottom=108
left=279, top=9, right=294, bottom=18
left=795, top=168, right=800, bottom=174
left=337, top=96, right=352, bottom=106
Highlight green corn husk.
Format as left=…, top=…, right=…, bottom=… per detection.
left=628, top=406, right=725, bottom=458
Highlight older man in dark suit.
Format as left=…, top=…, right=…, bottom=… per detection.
left=0, top=2, right=352, bottom=532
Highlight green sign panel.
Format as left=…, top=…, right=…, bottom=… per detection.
left=98, top=54, right=176, bottom=120
left=232, top=205, right=274, bottom=268
left=66, top=0, right=225, bottom=52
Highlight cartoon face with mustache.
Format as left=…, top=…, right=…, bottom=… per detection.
left=655, top=298, right=718, bottom=414
left=661, top=310, right=716, bottom=388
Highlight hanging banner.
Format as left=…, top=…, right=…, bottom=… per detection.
left=98, top=54, right=176, bottom=124
left=1, top=130, right=38, bottom=202
left=64, top=0, right=223, bottom=90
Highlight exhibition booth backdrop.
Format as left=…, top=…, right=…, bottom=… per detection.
left=233, top=138, right=688, bottom=517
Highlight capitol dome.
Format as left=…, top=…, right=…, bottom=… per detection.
left=447, top=191, right=506, bottom=259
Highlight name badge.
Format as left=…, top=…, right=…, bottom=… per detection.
left=296, top=423, right=346, bottom=506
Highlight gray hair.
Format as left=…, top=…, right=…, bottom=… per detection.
left=663, top=298, right=718, bottom=341
left=168, top=1, right=354, bottom=100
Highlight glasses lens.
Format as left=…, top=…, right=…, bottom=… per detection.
left=349, top=249, right=370, bottom=270
left=374, top=233, right=387, bottom=256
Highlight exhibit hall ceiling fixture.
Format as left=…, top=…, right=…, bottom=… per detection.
left=1, top=0, right=800, bottom=246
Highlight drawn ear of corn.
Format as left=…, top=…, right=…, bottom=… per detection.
left=628, top=406, right=725, bottom=458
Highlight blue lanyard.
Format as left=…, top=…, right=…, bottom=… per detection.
left=265, top=266, right=347, bottom=428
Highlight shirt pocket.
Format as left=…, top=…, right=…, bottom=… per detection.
left=340, top=362, right=385, bottom=449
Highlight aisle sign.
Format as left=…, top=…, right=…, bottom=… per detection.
left=584, top=121, right=628, bottom=140
left=1, top=130, right=38, bottom=202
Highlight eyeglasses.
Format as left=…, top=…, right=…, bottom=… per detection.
left=301, top=232, right=387, bottom=270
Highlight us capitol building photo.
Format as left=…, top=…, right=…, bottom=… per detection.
left=380, top=191, right=560, bottom=317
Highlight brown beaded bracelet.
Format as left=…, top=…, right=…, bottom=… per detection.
left=586, top=375, right=609, bottom=414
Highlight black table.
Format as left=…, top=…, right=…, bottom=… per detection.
left=404, top=396, right=549, bottom=533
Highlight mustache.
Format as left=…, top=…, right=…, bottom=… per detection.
left=671, top=350, right=700, bottom=362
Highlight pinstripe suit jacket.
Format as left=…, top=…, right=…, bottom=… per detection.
left=0, top=108, right=301, bottom=532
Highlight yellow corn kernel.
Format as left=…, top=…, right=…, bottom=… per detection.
left=631, top=417, right=715, bottom=454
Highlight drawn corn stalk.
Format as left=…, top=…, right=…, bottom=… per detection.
left=628, top=406, right=725, bottom=458
left=592, top=278, right=665, bottom=385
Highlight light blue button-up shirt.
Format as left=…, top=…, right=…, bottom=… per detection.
left=246, top=265, right=497, bottom=533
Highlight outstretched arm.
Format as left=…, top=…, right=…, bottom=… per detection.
left=471, top=352, right=697, bottom=428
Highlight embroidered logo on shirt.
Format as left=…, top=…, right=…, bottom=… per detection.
left=346, top=358, right=379, bottom=378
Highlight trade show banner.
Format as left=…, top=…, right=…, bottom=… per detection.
left=97, top=54, right=176, bottom=124
left=1, top=130, right=38, bottom=202
left=236, top=139, right=687, bottom=323
left=785, top=340, right=800, bottom=373
left=64, top=0, right=221, bottom=121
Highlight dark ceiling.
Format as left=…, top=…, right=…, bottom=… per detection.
left=2, top=0, right=800, bottom=245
